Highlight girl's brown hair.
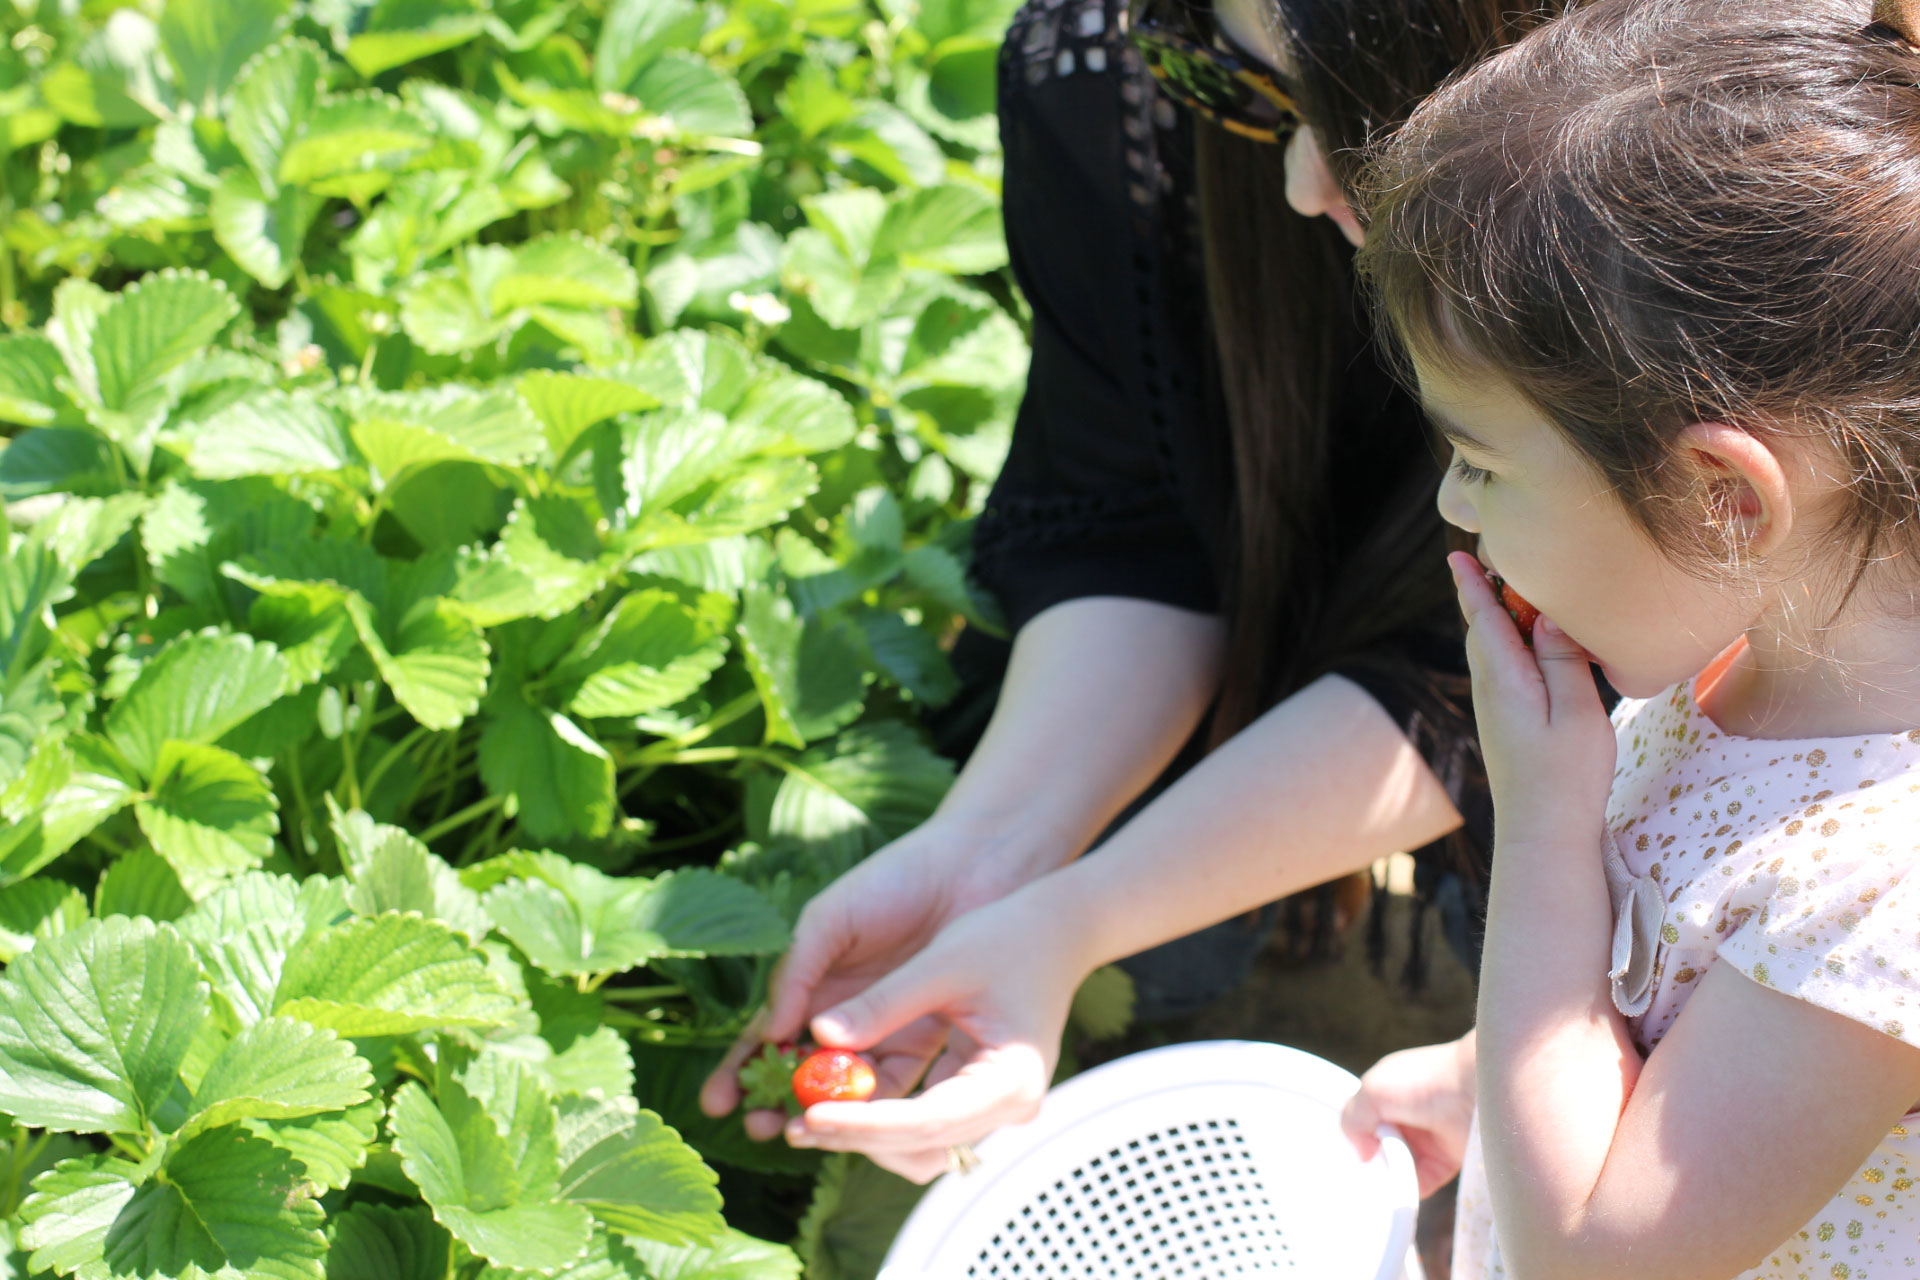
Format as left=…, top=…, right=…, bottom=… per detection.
left=1361, top=0, right=1920, bottom=579
left=1197, top=0, right=1562, bottom=741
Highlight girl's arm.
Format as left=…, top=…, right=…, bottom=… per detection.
left=1456, top=557, right=1920, bottom=1280
left=787, top=671, right=1466, bottom=1181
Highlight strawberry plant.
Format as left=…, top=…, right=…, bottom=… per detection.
left=0, top=0, right=1025, bottom=1274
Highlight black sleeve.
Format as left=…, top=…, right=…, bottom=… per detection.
left=968, top=0, right=1221, bottom=632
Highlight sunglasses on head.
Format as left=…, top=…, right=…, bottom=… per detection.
left=1126, top=0, right=1304, bottom=144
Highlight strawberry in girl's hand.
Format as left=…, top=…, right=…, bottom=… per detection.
left=1486, top=571, right=1541, bottom=643
left=792, top=1048, right=878, bottom=1108
left=737, top=1042, right=877, bottom=1114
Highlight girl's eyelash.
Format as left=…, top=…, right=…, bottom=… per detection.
left=1449, top=454, right=1492, bottom=485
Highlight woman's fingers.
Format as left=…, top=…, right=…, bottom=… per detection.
left=789, top=1044, right=1049, bottom=1155
left=866, top=1147, right=957, bottom=1185
left=761, top=902, right=856, bottom=1045
left=697, top=1007, right=769, bottom=1117
left=741, top=1107, right=790, bottom=1143
left=811, top=951, right=959, bottom=1052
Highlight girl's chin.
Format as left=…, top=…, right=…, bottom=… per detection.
left=1599, top=661, right=1683, bottom=701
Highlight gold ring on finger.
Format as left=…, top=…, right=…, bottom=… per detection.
left=946, top=1143, right=980, bottom=1176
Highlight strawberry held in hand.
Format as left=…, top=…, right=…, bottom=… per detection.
left=1485, top=571, right=1541, bottom=643
left=737, top=1041, right=877, bottom=1115
left=792, top=1048, right=878, bottom=1108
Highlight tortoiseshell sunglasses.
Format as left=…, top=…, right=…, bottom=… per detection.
left=1126, top=0, right=1304, bottom=143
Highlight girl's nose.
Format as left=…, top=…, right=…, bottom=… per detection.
left=1436, top=463, right=1479, bottom=534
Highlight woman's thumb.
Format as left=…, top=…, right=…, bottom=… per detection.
left=813, top=961, right=952, bottom=1051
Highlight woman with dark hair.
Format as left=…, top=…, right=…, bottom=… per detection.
left=700, top=0, right=1561, bottom=1183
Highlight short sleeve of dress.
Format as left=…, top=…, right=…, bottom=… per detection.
left=1718, top=846, right=1920, bottom=1050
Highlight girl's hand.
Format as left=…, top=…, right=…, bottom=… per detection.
left=698, top=818, right=1066, bottom=1143
left=1449, top=552, right=1615, bottom=847
left=1341, top=1032, right=1477, bottom=1198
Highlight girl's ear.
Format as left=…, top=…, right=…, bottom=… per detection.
left=1675, top=422, right=1795, bottom=558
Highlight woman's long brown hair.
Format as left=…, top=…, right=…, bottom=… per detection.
left=1199, top=0, right=1564, bottom=744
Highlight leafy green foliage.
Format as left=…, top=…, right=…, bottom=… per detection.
left=0, top=0, right=1020, bottom=1270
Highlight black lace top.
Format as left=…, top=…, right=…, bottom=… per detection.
left=955, top=0, right=1493, bottom=900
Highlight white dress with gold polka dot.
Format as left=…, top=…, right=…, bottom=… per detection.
left=1453, top=676, right=1920, bottom=1280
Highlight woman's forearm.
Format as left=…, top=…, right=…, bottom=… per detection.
left=1023, top=673, right=1466, bottom=974
left=931, top=596, right=1227, bottom=883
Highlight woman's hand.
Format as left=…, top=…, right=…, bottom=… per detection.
left=773, top=881, right=1095, bottom=1183
left=1449, top=552, right=1615, bottom=848
left=698, top=816, right=1070, bottom=1142
left=1341, top=1031, right=1477, bottom=1198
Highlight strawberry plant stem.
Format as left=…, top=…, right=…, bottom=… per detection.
left=417, top=793, right=504, bottom=845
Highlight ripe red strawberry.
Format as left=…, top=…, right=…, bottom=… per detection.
left=792, top=1048, right=877, bottom=1108
left=1486, top=571, right=1541, bottom=641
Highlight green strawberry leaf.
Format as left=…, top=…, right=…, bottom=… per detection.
left=543, top=1027, right=635, bottom=1100
left=121, top=1132, right=326, bottom=1277
left=389, top=1077, right=594, bottom=1272
left=736, top=586, right=866, bottom=748
left=492, top=234, right=640, bottom=312
left=0, top=879, right=88, bottom=963
left=0, top=334, right=73, bottom=428
left=134, top=740, right=281, bottom=894
left=160, top=0, right=290, bottom=112
left=179, top=1016, right=371, bottom=1139
left=346, top=385, right=544, bottom=483
left=344, top=0, right=490, bottom=78
left=0, top=917, right=207, bottom=1135
left=624, top=1229, right=803, bottom=1280
left=94, top=849, right=193, bottom=923
left=90, top=270, right=241, bottom=416
left=274, top=913, right=516, bottom=1036
left=478, top=697, right=615, bottom=841
left=485, top=865, right=787, bottom=979
left=556, top=1093, right=723, bottom=1246
left=17, top=1153, right=139, bottom=1278
left=247, top=1096, right=382, bottom=1194
left=346, top=595, right=490, bottom=732
left=550, top=589, right=728, bottom=720
left=324, top=1203, right=450, bottom=1280
left=517, top=370, right=658, bottom=461
left=187, top=389, right=351, bottom=479
left=595, top=0, right=702, bottom=93
left=104, top=630, right=288, bottom=779
left=334, top=807, right=490, bottom=940
left=754, top=721, right=953, bottom=866
left=278, top=92, right=435, bottom=187
left=225, top=39, right=325, bottom=193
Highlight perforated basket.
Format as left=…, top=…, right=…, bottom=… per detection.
left=878, top=1040, right=1422, bottom=1280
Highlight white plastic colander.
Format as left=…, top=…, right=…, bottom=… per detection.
left=878, top=1040, right=1423, bottom=1280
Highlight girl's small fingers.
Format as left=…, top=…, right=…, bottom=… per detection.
left=1339, top=1089, right=1383, bottom=1160
left=1532, top=618, right=1605, bottom=719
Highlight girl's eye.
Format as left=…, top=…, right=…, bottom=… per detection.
left=1449, top=453, right=1492, bottom=486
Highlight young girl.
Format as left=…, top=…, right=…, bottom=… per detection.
left=1340, top=0, right=1920, bottom=1276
